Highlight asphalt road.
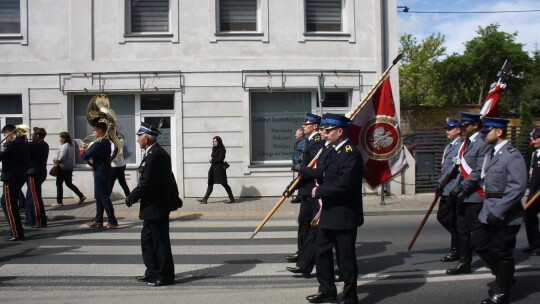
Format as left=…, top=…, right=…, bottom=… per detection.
left=0, top=214, right=539, bottom=304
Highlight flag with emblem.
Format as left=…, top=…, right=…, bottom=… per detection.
left=349, top=78, right=407, bottom=188
left=479, top=83, right=506, bottom=118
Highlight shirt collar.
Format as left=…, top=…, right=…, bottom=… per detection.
left=494, top=140, right=508, bottom=154
left=451, top=137, right=460, bottom=145
left=144, top=143, right=157, bottom=153
left=335, top=138, right=349, bottom=151
left=308, top=132, right=319, bottom=141
left=469, top=131, right=480, bottom=142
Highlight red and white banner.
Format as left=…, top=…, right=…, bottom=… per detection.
left=349, top=78, right=407, bottom=188
left=480, top=83, right=506, bottom=118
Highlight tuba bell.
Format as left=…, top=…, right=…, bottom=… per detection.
left=0, top=124, right=30, bottom=145
left=85, top=94, right=122, bottom=162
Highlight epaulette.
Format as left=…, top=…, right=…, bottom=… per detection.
left=507, top=146, right=516, bottom=153
left=313, top=134, right=321, bottom=141
left=345, top=145, right=353, bottom=153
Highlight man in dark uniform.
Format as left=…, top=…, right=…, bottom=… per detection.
left=471, top=117, right=527, bottom=304
left=447, top=112, right=492, bottom=275
left=25, top=127, right=49, bottom=228
left=523, top=127, right=540, bottom=255
left=288, top=115, right=335, bottom=277
left=81, top=121, right=119, bottom=229
left=0, top=124, right=29, bottom=241
left=126, top=122, right=180, bottom=287
left=286, top=113, right=324, bottom=266
left=306, top=114, right=363, bottom=304
left=437, top=118, right=463, bottom=262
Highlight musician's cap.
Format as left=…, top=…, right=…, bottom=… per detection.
left=531, top=127, right=540, bottom=138
left=321, top=113, right=351, bottom=129
left=459, top=112, right=482, bottom=124
left=445, top=117, right=461, bottom=129
left=136, top=122, right=162, bottom=137
left=304, top=113, right=321, bottom=125
left=480, top=117, right=510, bottom=132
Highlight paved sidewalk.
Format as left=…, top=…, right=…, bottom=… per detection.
left=42, top=193, right=436, bottom=221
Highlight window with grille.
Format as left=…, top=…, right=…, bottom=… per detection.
left=0, top=0, right=20, bottom=34
left=130, top=0, right=170, bottom=33
left=305, top=0, right=342, bottom=32
left=219, top=0, right=257, bottom=32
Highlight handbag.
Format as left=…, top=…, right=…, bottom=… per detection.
left=223, top=161, right=230, bottom=169
left=49, top=164, right=59, bottom=177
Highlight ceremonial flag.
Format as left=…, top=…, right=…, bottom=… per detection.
left=349, top=78, right=407, bottom=188
left=480, top=83, right=506, bottom=118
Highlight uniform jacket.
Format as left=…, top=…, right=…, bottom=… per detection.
left=127, top=143, right=181, bottom=220
left=27, top=139, right=49, bottom=176
left=81, top=139, right=112, bottom=179
left=0, top=136, right=29, bottom=183
left=458, top=132, right=492, bottom=203
left=208, top=145, right=228, bottom=185
left=297, top=132, right=325, bottom=196
left=528, top=149, right=540, bottom=200
left=478, top=142, right=527, bottom=226
left=299, top=143, right=335, bottom=184
left=315, top=139, right=364, bottom=230
left=438, top=137, right=463, bottom=196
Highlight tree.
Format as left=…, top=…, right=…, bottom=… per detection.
left=399, top=33, right=447, bottom=106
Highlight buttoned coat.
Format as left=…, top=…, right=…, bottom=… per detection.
left=314, top=140, right=364, bottom=229
left=127, top=143, right=181, bottom=220
left=438, top=137, right=463, bottom=196
left=458, top=132, right=492, bottom=203
left=0, top=136, right=28, bottom=183
left=27, top=139, right=49, bottom=176
left=478, top=143, right=527, bottom=226
left=297, top=133, right=325, bottom=196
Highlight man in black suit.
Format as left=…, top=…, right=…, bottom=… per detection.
left=306, top=114, right=363, bottom=304
left=0, top=124, right=29, bottom=241
left=25, top=127, right=49, bottom=228
left=125, top=122, right=181, bottom=287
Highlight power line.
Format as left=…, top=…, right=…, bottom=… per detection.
left=397, top=6, right=540, bottom=14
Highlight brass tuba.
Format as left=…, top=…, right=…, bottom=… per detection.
left=85, top=94, right=122, bottom=162
left=0, top=124, right=30, bottom=145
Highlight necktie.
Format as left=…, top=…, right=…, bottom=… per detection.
left=491, top=147, right=496, bottom=158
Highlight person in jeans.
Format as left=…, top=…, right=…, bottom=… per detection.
left=109, top=133, right=130, bottom=198
left=53, top=132, right=85, bottom=207
left=197, top=136, right=235, bottom=204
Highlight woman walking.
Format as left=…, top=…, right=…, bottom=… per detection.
left=53, top=132, right=86, bottom=206
left=197, top=136, right=235, bottom=204
left=109, top=133, right=130, bottom=197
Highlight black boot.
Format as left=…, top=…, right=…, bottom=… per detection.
left=441, top=232, right=460, bottom=262
left=446, top=236, right=471, bottom=275
left=476, top=250, right=498, bottom=275
left=482, top=261, right=513, bottom=304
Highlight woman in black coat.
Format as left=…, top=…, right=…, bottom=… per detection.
left=197, top=136, right=235, bottom=204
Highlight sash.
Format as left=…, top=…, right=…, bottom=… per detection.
left=458, top=139, right=485, bottom=197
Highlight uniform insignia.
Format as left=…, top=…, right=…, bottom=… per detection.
left=0, top=146, right=5, bottom=153
left=314, top=135, right=321, bottom=141
left=345, top=145, right=352, bottom=152
left=507, top=147, right=516, bottom=153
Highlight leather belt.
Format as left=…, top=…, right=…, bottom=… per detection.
left=485, top=192, right=503, bottom=199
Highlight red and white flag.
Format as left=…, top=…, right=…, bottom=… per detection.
left=349, top=78, right=407, bottom=188
left=480, top=83, right=506, bottom=118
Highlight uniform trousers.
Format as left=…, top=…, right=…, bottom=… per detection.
left=456, top=202, right=483, bottom=263
left=471, top=221, right=520, bottom=269
left=1, top=180, right=25, bottom=239
left=297, top=196, right=316, bottom=252
left=25, top=174, right=47, bottom=227
left=141, top=219, right=175, bottom=282
left=297, top=197, right=320, bottom=273
left=315, top=227, right=358, bottom=302
left=524, top=198, right=540, bottom=248
left=437, top=195, right=458, bottom=235
left=93, top=175, right=117, bottom=224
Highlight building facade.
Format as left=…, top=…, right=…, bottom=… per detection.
left=0, top=0, right=413, bottom=199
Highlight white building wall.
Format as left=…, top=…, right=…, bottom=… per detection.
left=0, top=0, right=410, bottom=199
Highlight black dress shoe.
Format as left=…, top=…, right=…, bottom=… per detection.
left=446, top=262, right=471, bottom=275
left=147, top=279, right=174, bottom=287
left=440, top=251, right=459, bottom=262
left=291, top=197, right=301, bottom=204
left=136, top=275, right=155, bottom=282
left=286, top=266, right=303, bottom=274
left=306, top=292, right=337, bottom=303
left=285, top=253, right=299, bottom=262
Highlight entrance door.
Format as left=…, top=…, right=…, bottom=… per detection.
left=140, top=115, right=175, bottom=174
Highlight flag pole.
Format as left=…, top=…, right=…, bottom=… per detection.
left=250, top=53, right=403, bottom=239
left=525, top=190, right=540, bottom=210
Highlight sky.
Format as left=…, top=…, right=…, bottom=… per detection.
left=397, top=0, right=540, bottom=55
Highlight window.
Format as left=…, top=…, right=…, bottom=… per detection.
left=0, top=0, right=27, bottom=44
left=219, top=0, right=257, bottom=32
left=210, top=0, right=268, bottom=42
left=317, top=92, right=348, bottom=108
left=251, top=92, right=311, bottom=163
left=0, top=95, right=23, bottom=128
left=305, top=0, right=342, bottom=32
left=73, top=95, right=136, bottom=165
left=129, top=0, right=169, bottom=33
left=141, top=94, right=174, bottom=110
left=0, top=0, right=20, bottom=34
